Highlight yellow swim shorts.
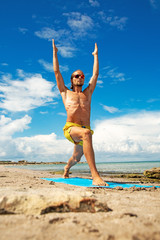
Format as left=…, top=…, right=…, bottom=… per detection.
left=63, top=122, right=94, bottom=146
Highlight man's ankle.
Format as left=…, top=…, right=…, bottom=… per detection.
left=92, top=172, right=100, bottom=179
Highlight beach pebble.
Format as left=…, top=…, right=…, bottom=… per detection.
left=129, top=186, right=136, bottom=191
left=114, top=186, right=123, bottom=190
left=49, top=217, right=64, bottom=224
left=121, top=212, right=138, bottom=218
left=146, top=186, right=157, bottom=191
left=49, top=181, right=55, bottom=185
left=89, top=228, right=99, bottom=233
left=135, top=187, right=141, bottom=191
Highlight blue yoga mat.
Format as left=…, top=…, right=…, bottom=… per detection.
left=41, top=177, right=160, bottom=188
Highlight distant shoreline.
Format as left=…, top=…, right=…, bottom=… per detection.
left=1, top=160, right=159, bottom=165
left=0, top=161, right=86, bottom=165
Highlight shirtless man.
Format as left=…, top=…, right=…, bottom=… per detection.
left=52, top=39, right=107, bottom=186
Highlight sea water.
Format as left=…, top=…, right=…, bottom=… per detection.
left=9, top=160, right=160, bottom=175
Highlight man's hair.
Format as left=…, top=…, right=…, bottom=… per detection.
left=70, top=73, right=75, bottom=89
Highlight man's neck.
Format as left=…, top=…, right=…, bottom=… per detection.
left=73, top=86, right=82, bottom=93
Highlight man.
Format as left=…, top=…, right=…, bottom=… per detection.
left=52, top=39, right=107, bottom=186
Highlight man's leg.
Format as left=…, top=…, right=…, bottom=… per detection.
left=63, top=144, right=83, bottom=178
left=69, top=127, right=108, bottom=186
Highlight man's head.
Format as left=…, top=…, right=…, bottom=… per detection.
left=70, top=70, right=85, bottom=90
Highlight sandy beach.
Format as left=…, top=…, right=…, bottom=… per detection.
left=0, top=165, right=160, bottom=240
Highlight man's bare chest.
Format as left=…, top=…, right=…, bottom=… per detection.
left=65, top=92, right=90, bottom=108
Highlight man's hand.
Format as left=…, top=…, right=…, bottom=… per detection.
left=88, top=42, right=99, bottom=94
left=52, top=39, right=58, bottom=53
left=52, top=39, right=66, bottom=93
left=92, top=43, right=98, bottom=56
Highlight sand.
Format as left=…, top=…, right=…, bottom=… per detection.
left=0, top=165, right=160, bottom=240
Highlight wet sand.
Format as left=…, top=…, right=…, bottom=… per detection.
left=0, top=165, right=160, bottom=240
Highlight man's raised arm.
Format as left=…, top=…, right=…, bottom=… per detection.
left=88, top=43, right=99, bottom=94
left=52, top=39, right=66, bottom=93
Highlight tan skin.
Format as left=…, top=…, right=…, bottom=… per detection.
left=53, top=39, right=107, bottom=186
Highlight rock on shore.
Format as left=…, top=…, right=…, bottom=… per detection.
left=143, top=167, right=160, bottom=179
left=0, top=189, right=111, bottom=215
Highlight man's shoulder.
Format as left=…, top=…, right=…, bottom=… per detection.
left=65, top=89, right=74, bottom=95
left=83, top=86, right=89, bottom=92
left=83, top=86, right=91, bottom=95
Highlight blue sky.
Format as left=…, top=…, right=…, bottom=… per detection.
left=0, top=0, right=160, bottom=162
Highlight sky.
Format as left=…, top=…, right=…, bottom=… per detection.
left=0, top=0, right=160, bottom=162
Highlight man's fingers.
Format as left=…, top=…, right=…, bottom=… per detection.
left=52, top=39, right=58, bottom=52
left=92, top=43, right=98, bottom=55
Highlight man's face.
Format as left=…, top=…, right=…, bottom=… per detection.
left=72, top=70, right=85, bottom=87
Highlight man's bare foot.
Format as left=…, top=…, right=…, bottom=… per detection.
left=92, top=176, right=109, bottom=186
left=63, top=165, right=70, bottom=178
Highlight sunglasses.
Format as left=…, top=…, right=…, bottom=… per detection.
left=74, top=74, right=85, bottom=79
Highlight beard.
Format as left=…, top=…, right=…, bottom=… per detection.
left=77, top=83, right=83, bottom=86
left=74, top=82, right=83, bottom=87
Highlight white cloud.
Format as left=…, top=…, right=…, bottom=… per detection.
left=89, top=0, right=100, bottom=7
left=63, top=12, right=94, bottom=36
left=57, top=45, right=77, bottom=58
left=0, top=115, right=31, bottom=158
left=38, top=59, right=69, bottom=72
left=38, top=59, right=53, bottom=72
left=16, top=69, right=27, bottom=78
left=98, top=11, right=128, bottom=30
left=14, top=133, right=72, bottom=160
left=0, top=115, right=12, bottom=126
left=147, top=98, right=160, bottom=103
left=97, top=80, right=103, bottom=88
left=1, top=111, right=160, bottom=162
left=101, top=104, right=120, bottom=113
left=18, top=27, right=28, bottom=34
left=58, top=112, right=67, bottom=116
left=40, top=111, right=48, bottom=115
left=0, top=114, right=72, bottom=161
left=35, top=27, right=77, bottom=58
left=103, top=66, right=128, bottom=83
left=93, top=111, right=160, bottom=160
left=107, top=16, right=128, bottom=30
left=98, top=11, right=107, bottom=22
left=1, top=63, right=8, bottom=66
left=149, top=0, right=158, bottom=8
left=0, top=70, right=58, bottom=112
left=59, top=65, right=69, bottom=72
left=32, top=14, right=36, bottom=19
left=34, top=27, right=70, bottom=41
left=0, top=115, right=31, bottom=137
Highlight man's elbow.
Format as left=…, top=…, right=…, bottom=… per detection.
left=54, top=69, right=59, bottom=74
left=54, top=70, right=61, bottom=79
left=92, top=73, right=99, bottom=80
left=93, top=73, right=99, bottom=77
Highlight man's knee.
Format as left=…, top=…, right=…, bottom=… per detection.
left=82, top=129, right=92, bottom=140
left=72, top=148, right=83, bottom=163
left=72, top=155, right=81, bottom=163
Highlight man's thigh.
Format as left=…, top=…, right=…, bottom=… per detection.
left=70, top=127, right=86, bottom=143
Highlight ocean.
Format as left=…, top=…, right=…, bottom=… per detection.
left=9, top=160, right=160, bottom=175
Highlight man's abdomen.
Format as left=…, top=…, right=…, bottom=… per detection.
left=66, top=106, right=90, bottom=126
